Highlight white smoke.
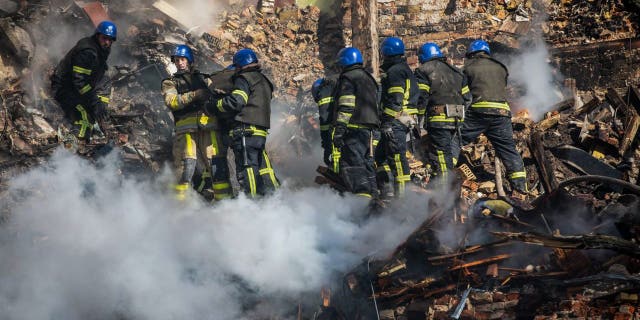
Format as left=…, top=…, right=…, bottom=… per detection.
left=0, top=147, right=432, bottom=319
left=506, top=39, right=564, bottom=121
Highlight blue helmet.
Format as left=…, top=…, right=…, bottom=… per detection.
left=233, top=48, right=258, bottom=67
left=172, top=45, right=194, bottom=64
left=336, top=47, right=363, bottom=67
left=418, top=42, right=443, bottom=63
left=467, top=39, right=491, bottom=55
left=311, top=78, right=324, bottom=101
left=96, top=20, right=117, bottom=40
left=381, top=37, right=405, bottom=57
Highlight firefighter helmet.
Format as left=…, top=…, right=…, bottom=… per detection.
left=337, top=47, right=363, bottom=67
left=96, top=20, right=117, bottom=40
left=233, top=48, right=258, bottom=67
left=381, top=37, right=405, bottom=57
left=467, top=39, right=491, bottom=55
left=172, top=45, right=194, bottom=64
left=418, top=42, right=443, bottom=63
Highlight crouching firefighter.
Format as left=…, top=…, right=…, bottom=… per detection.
left=311, top=77, right=338, bottom=171
left=414, top=42, right=471, bottom=187
left=332, top=47, right=380, bottom=199
left=161, top=44, right=232, bottom=202
left=51, top=20, right=116, bottom=145
left=206, top=48, right=280, bottom=197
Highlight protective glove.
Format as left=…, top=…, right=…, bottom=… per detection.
left=323, top=148, right=332, bottom=166
left=332, top=125, right=346, bottom=149
left=381, top=123, right=397, bottom=153
left=93, top=102, right=108, bottom=122
left=192, top=88, right=210, bottom=103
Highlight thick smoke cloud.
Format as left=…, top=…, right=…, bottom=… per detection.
left=0, top=146, right=433, bottom=319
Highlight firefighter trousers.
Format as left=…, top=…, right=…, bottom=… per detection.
left=338, top=128, right=378, bottom=198
left=426, top=127, right=456, bottom=186
left=230, top=129, right=280, bottom=197
left=377, top=120, right=411, bottom=197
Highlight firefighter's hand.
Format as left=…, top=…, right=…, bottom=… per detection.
left=192, top=89, right=210, bottom=102
left=93, top=102, right=108, bottom=122
left=332, top=125, right=346, bottom=149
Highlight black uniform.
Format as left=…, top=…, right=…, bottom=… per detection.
left=378, top=55, right=420, bottom=197
left=210, top=65, right=279, bottom=197
left=51, top=35, right=110, bottom=141
left=312, top=78, right=337, bottom=169
left=414, top=57, right=471, bottom=184
left=333, top=64, right=380, bottom=198
left=460, top=52, right=527, bottom=192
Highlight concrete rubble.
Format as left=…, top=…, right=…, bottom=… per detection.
left=0, top=0, right=639, bottom=319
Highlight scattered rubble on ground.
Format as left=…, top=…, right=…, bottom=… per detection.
left=1, top=0, right=640, bottom=319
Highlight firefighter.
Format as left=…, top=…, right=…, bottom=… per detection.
left=460, top=39, right=528, bottom=193
left=414, top=42, right=471, bottom=186
left=378, top=37, right=420, bottom=197
left=311, top=77, right=337, bottom=170
left=208, top=48, right=280, bottom=197
left=51, top=20, right=116, bottom=144
left=332, top=47, right=380, bottom=198
left=161, top=45, right=232, bottom=201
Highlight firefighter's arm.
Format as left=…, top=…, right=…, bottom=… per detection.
left=161, top=79, right=208, bottom=112
left=381, top=68, right=407, bottom=118
left=71, top=49, right=100, bottom=108
left=414, top=69, right=431, bottom=118
left=335, top=78, right=356, bottom=127
left=461, top=74, right=472, bottom=108
left=212, top=76, right=250, bottom=114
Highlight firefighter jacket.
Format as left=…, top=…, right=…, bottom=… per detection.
left=414, top=57, right=472, bottom=129
left=380, top=55, right=420, bottom=121
left=213, top=65, right=273, bottom=130
left=333, top=64, right=380, bottom=129
left=463, top=52, right=511, bottom=117
left=51, top=35, right=110, bottom=110
left=161, top=69, right=218, bottom=134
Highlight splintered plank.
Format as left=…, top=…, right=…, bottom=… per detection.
left=448, top=254, right=512, bottom=271
left=428, top=239, right=510, bottom=262
left=607, top=88, right=640, bottom=155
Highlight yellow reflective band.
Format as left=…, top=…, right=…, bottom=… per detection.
left=247, top=167, right=257, bottom=196
left=383, top=108, right=398, bottom=117
left=383, top=164, right=391, bottom=172
left=461, top=86, right=470, bottom=95
left=74, top=104, right=90, bottom=138
left=331, top=132, right=341, bottom=173
left=418, top=83, right=430, bottom=93
left=262, top=150, right=280, bottom=187
left=72, top=66, right=92, bottom=75
left=185, top=133, right=195, bottom=158
left=217, top=99, right=224, bottom=112
left=509, top=171, right=527, bottom=179
left=428, top=115, right=463, bottom=123
left=394, top=153, right=406, bottom=196
left=338, top=95, right=356, bottom=106
left=98, top=95, right=110, bottom=103
left=213, top=182, right=231, bottom=190
left=79, top=84, right=92, bottom=95
left=320, top=124, right=331, bottom=131
left=437, top=150, right=448, bottom=175
left=232, top=89, right=249, bottom=103
left=356, top=193, right=372, bottom=198
left=169, top=95, right=180, bottom=109
left=248, top=125, right=268, bottom=137
left=402, top=107, right=418, bottom=115
left=175, top=117, right=198, bottom=127
left=373, top=139, right=379, bottom=147
left=388, top=86, right=404, bottom=94
left=403, top=79, right=411, bottom=108
left=347, top=123, right=369, bottom=129
left=210, top=131, right=219, bottom=156
left=337, top=111, right=352, bottom=124
left=472, top=101, right=510, bottom=110
left=418, top=108, right=426, bottom=115
left=174, top=183, right=189, bottom=191
left=318, top=97, right=333, bottom=106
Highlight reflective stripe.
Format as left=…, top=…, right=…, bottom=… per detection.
left=394, top=153, right=407, bottom=196
left=318, top=97, right=333, bottom=106
left=79, top=84, right=92, bottom=95
left=174, top=183, right=189, bottom=201
left=337, top=112, right=352, bottom=124
left=402, top=107, right=418, bottom=115
left=169, top=95, right=180, bottom=109
left=331, top=128, right=340, bottom=173
left=509, top=171, right=526, bottom=179
left=247, top=167, right=257, bottom=196
left=98, top=95, right=110, bottom=103
left=74, top=104, right=91, bottom=138
left=72, top=66, right=92, bottom=75
left=373, top=139, right=379, bottom=147
left=185, top=133, right=195, bottom=158
left=338, top=95, right=356, bottom=106
left=356, top=193, right=372, bottom=198
left=261, top=150, right=280, bottom=188
left=418, top=108, right=426, bottom=115
left=437, top=150, right=448, bottom=176
left=428, top=115, right=464, bottom=123
left=347, top=123, right=369, bottom=129
left=248, top=125, right=267, bottom=137
left=175, top=183, right=189, bottom=191
left=402, top=79, right=411, bottom=110
left=388, top=86, right=404, bottom=94
left=175, top=117, right=199, bottom=131
left=471, top=101, right=510, bottom=110
left=461, top=86, right=470, bottom=95
left=320, top=124, right=331, bottom=131
left=210, top=131, right=219, bottom=156
left=213, top=193, right=232, bottom=200
left=213, top=182, right=231, bottom=190
left=217, top=99, right=224, bottom=112
left=383, top=108, right=398, bottom=117
left=418, top=83, right=430, bottom=93
left=232, top=89, right=249, bottom=103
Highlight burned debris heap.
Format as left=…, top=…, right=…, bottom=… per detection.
left=1, top=0, right=640, bottom=319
